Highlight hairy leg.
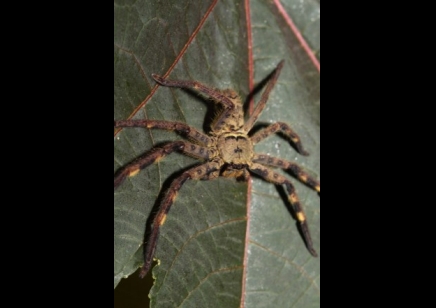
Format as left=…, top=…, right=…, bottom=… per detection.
left=250, top=122, right=309, bottom=156
left=253, top=154, right=320, bottom=192
left=152, top=74, right=235, bottom=109
left=114, top=119, right=213, bottom=145
left=249, top=163, right=318, bottom=257
left=243, top=60, right=284, bottom=131
left=114, top=141, right=213, bottom=189
left=139, top=161, right=221, bottom=278
left=151, top=75, right=241, bottom=132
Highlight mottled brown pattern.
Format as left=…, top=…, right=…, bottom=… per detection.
left=114, top=60, right=320, bottom=278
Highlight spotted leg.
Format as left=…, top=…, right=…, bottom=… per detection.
left=249, top=163, right=318, bottom=257
left=114, top=140, right=213, bottom=189
left=250, top=122, right=309, bottom=156
left=253, top=154, right=320, bottom=192
left=139, top=161, right=221, bottom=278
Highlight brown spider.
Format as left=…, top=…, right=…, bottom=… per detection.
left=114, top=60, right=320, bottom=278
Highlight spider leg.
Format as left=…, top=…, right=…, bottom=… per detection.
left=250, top=122, right=309, bottom=156
left=151, top=75, right=238, bottom=132
left=249, top=163, right=318, bottom=257
left=139, top=161, right=221, bottom=278
left=114, top=119, right=213, bottom=145
left=114, top=141, right=213, bottom=189
left=152, top=74, right=235, bottom=109
left=243, top=60, right=284, bottom=131
left=253, top=154, right=320, bottom=192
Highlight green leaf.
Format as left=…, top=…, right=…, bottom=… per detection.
left=114, top=0, right=319, bottom=307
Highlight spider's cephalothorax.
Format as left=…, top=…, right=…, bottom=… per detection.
left=114, top=60, right=320, bottom=278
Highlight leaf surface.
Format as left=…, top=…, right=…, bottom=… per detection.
left=114, top=0, right=320, bottom=307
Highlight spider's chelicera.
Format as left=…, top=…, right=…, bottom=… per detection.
left=114, top=60, right=320, bottom=278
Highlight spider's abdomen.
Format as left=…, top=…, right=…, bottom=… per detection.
left=217, top=133, right=253, bottom=165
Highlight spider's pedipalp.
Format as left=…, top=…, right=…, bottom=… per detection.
left=253, top=154, right=320, bottom=192
left=251, top=122, right=309, bottom=156
left=243, top=60, right=284, bottom=132
left=249, top=163, right=318, bottom=257
left=139, top=161, right=222, bottom=278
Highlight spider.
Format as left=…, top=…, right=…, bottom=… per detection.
left=114, top=60, right=320, bottom=278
